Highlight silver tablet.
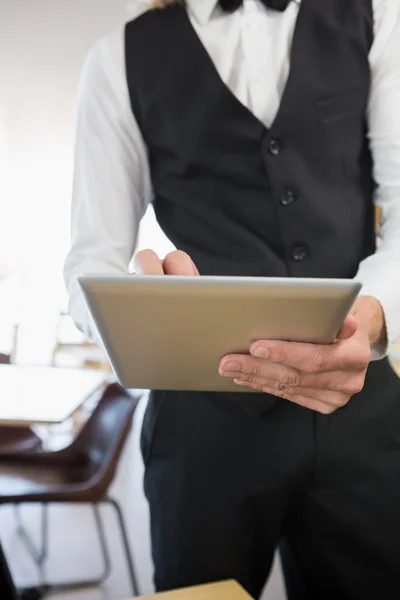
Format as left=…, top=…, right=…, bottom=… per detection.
left=78, top=275, right=361, bottom=393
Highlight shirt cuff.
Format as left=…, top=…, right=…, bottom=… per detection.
left=355, top=275, right=399, bottom=361
left=68, top=288, right=103, bottom=347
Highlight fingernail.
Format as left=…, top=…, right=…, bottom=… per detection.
left=251, top=347, right=269, bottom=359
left=222, top=361, right=241, bottom=372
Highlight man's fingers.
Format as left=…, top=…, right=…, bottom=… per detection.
left=219, top=353, right=367, bottom=395
left=163, top=250, right=199, bottom=276
left=248, top=335, right=370, bottom=373
left=133, top=249, right=199, bottom=276
left=219, top=356, right=301, bottom=386
left=134, top=249, right=164, bottom=275
left=232, top=377, right=348, bottom=407
left=249, top=339, right=335, bottom=373
left=233, top=380, right=341, bottom=415
left=336, top=314, right=358, bottom=340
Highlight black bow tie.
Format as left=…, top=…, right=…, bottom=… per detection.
left=219, top=0, right=291, bottom=12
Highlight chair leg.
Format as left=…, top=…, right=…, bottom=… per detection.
left=14, top=503, right=114, bottom=595
left=104, top=497, right=140, bottom=597
left=14, top=503, right=49, bottom=567
left=43, top=503, right=113, bottom=593
left=92, top=503, right=112, bottom=582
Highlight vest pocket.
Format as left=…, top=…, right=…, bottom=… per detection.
left=315, top=89, right=367, bottom=123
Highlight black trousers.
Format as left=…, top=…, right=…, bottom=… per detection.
left=141, top=359, right=400, bottom=599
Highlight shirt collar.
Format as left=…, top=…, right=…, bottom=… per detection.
left=187, top=0, right=218, bottom=26
left=187, top=0, right=302, bottom=26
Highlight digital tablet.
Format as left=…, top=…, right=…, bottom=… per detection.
left=78, top=275, right=361, bottom=393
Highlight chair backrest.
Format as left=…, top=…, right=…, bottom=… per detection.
left=70, top=383, right=140, bottom=493
left=0, top=383, right=141, bottom=501
left=0, top=426, right=42, bottom=456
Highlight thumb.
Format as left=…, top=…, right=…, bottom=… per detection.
left=336, top=314, right=358, bottom=340
left=163, top=250, right=199, bottom=276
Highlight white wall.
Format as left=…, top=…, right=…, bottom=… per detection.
left=0, top=0, right=176, bottom=361
left=0, top=0, right=173, bottom=286
left=0, top=0, right=173, bottom=359
left=1, top=0, right=129, bottom=273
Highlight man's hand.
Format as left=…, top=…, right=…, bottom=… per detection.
left=219, top=296, right=386, bottom=414
left=134, top=249, right=199, bottom=276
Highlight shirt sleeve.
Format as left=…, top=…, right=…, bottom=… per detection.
left=355, top=0, right=400, bottom=359
left=63, top=27, right=151, bottom=343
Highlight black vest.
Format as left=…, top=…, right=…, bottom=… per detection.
left=125, top=0, right=375, bottom=416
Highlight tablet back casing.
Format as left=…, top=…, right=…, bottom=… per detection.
left=78, top=275, right=361, bottom=392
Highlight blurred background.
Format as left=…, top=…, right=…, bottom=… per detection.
left=0, top=0, right=175, bottom=369
left=0, top=2, right=178, bottom=600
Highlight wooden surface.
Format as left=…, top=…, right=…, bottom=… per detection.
left=392, top=360, right=400, bottom=377
left=135, top=581, right=253, bottom=600
left=375, top=205, right=382, bottom=232
left=0, top=365, right=106, bottom=426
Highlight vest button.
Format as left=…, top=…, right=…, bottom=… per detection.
left=268, top=139, right=282, bottom=156
left=280, top=189, right=296, bottom=206
left=291, top=244, right=309, bottom=262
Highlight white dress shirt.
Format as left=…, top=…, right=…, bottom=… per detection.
left=64, top=0, right=400, bottom=356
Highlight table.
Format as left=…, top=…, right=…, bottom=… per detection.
left=135, top=581, right=253, bottom=599
left=0, top=365, right=106, bottom=426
